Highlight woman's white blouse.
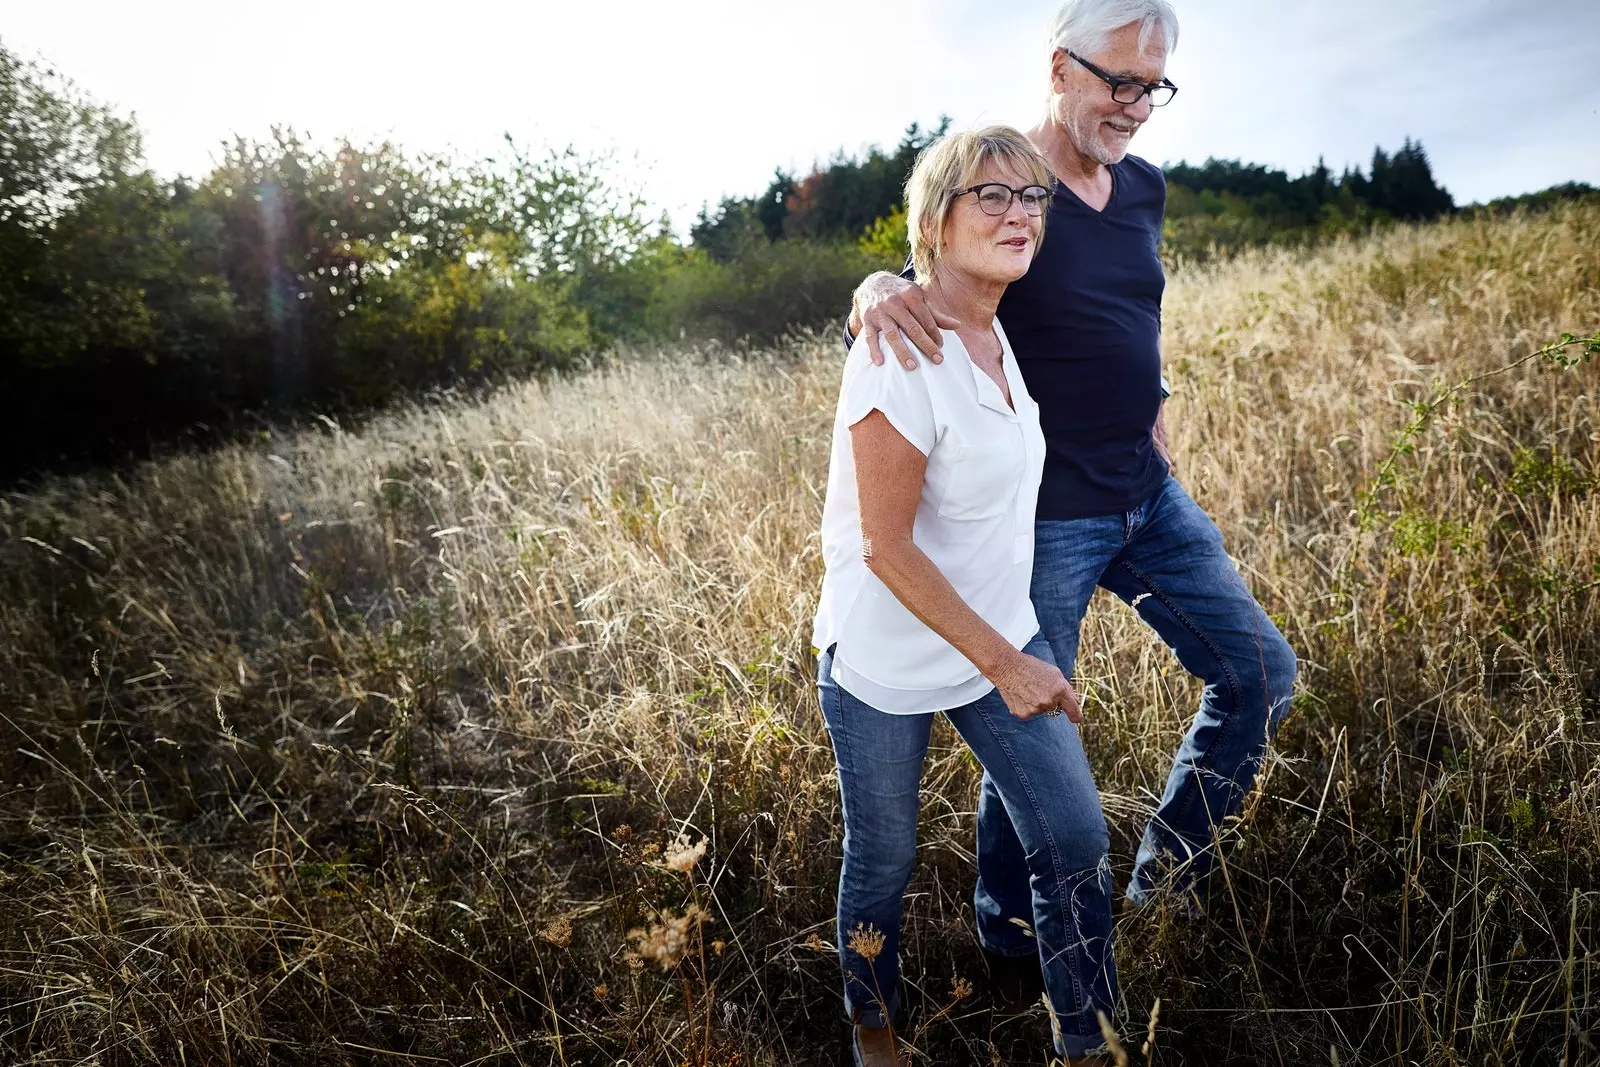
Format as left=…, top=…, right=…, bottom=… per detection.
left=812, top=321, right=1046, bottom=714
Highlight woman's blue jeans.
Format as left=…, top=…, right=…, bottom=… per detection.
left=817, top=635, right=1115, bottom=1058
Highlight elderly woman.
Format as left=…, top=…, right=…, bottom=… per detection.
left=813, top=126, right=1115, bottom=1067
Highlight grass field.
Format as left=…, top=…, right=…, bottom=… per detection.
left=2, top=204, right=1597, bottom=1066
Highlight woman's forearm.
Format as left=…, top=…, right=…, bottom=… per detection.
left=847, top=411, right=1024, bottom=684
left=865, top=537, right=1021, bottom=681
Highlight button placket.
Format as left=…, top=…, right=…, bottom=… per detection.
left=1010, top=417, right=1030, bottom=562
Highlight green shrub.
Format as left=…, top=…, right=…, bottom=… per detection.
left=335, top=235, right=592, bottom=404
left=649, top=239, right=895, bottom=344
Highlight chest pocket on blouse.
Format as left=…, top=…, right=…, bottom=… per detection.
left=936, top=434, right=1022, bottom=521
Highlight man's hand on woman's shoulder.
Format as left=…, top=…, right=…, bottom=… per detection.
left=849, top=272, right=961, bottom=371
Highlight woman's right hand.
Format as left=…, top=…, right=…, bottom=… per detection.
left=850, top=272, right=961, bottom=370
left=990, top=650, right=1082, bottom=723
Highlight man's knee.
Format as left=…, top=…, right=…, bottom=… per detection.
left=1254, top=631, right=1296, bottom=733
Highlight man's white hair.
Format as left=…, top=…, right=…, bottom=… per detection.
left=1049, top=0, right=1179, bottom=58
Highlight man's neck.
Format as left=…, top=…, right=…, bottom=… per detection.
left=1027, top=118, right=1112, bottom=209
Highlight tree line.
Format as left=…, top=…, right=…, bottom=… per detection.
left=0, top=42, right=903, bottom=479
left=2, top=39, right=1592, bottom=481
left=1162, top=141, right=1456, bottom=253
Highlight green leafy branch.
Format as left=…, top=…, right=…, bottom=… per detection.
left=1356, top=330, right=1600, bottom=531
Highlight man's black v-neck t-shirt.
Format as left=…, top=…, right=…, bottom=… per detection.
left=1002, top=153, right=1169, bottom=520
left=848, top=153, right=1170, bottom=521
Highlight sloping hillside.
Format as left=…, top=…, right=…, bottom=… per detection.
left=2, top=205, right=1597, bottom=1065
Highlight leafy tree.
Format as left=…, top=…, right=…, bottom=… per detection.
left=0, top=38, right=666, bottom=480
left=650, top=237, right=894, bottom=343
left=481, top=139, right=668, bottom=344
left=0, top=42, right=244, bottom=472
left=689, top=169, right=795, bottom=264
left=0, top=44, right=140, bottom=230
left=337, top=231, right=591, bottom=403
left=691, top=119, right=948, bottom=257
left=858, top=205, right=908, bottom=264
left=0, top=43, right=175, bottom=369
left=756, top=170, right=796, bottom=241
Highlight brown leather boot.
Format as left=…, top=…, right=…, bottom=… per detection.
left=851, top=1022, right=909, bottom=1067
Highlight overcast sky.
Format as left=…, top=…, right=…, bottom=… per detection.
left=7, top=0, right=1598, bottom=230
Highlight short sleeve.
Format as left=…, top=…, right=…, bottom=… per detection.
left=838, top=331, right=938, bottom=456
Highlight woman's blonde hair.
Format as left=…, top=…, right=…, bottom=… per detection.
left=904, top=125, right=1055, bottom=284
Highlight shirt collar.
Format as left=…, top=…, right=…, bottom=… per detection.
left=958, top=329, right=1020, bottom=419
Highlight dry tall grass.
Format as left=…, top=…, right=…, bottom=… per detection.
left=2, top=205, right=1597, bottom=1066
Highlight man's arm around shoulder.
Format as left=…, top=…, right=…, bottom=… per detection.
left=842, top=255, right=958, bottom=370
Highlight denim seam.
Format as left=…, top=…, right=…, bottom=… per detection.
left=1116, top=559, right=1245, bottom=744
left=1115, top=559, right=1248, bottom=843
left=822, top=681, right=903, bottom=1027
left=972, top=701, right=1095, bottom=1043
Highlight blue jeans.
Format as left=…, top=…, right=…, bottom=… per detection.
left=818, top=635, right=1115, bottom=1058
left=1024, top=474, right=1298, bottom=905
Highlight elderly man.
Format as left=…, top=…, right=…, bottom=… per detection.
left=845, top=0, right=1296, bottom=1042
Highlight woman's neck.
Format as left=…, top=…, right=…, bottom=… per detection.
left=926, top=267, right=1004, bottom=335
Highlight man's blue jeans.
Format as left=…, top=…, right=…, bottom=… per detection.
left=818, top=635, right=1116, bottom=1059
left=1017, top=474, right=1298, bottom=907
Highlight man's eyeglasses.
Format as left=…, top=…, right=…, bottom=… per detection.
left=1064, top=49, right=1178, bottom=107
left=956, top=183, right=1052, bottom=217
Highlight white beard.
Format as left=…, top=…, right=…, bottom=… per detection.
left=1059, top=93, right=1130, bottom=164
left=1072, top=114, right=1135, bottom=165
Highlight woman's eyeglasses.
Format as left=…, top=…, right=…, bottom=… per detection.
left=956, top=183, right=1052, bottom=217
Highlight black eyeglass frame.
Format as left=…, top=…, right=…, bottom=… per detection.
left=1063, top=48, right=1178, bottom=107
left=953, top=182, right=1052, bottom=217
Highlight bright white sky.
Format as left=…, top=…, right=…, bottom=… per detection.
left=7, top=0, right=1599, bottom=232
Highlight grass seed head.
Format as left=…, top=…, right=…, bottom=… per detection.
left=662, top=833, right=708, bottom=872
left=1096, top=1008, right=1130, bottom=1067
left=846, top=922, right=885, bottom=962
left=1142, top=997, right=1161, bottom=1057
left=539, top=916, right=574, bottom=948
left=626, top=906, right=708, bottom=971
